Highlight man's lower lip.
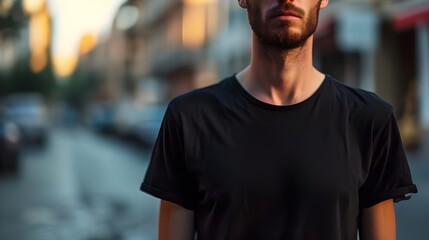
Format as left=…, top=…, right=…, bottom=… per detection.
left=275, top=15, right=299, bottom=20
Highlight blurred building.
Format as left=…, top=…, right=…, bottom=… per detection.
left=82, top=0, right=236, bottom=106
left=386, top=0, right=429, bottom=131
left=208, top=1, right=251, bottom=79
left=77, top=0, right=144, bottom=104
left=0, top=0, right=53, bottom=97
left=313, top=0, right=429, bottom=148
left=0, top=0, right=29, bottom=76
left=137, top=0, right=227, bottom=100
left=83, top=0, right=209, bottom=104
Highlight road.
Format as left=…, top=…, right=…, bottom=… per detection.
left=0, top=127, right=428, bottom=240
left=0, top=127, right=158, bottom=240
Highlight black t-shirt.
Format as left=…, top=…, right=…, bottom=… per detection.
left=140, top=75, right=417, bottom=240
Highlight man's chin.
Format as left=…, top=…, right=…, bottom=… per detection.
left=260, top=33, right=305, bottom=49
left=259, top=40, right=304, bottom=50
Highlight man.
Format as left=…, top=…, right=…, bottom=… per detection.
left=141, top=0, right=418, bottom=239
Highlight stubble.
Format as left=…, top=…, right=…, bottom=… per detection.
left=248, top=1, right=322, bottom=50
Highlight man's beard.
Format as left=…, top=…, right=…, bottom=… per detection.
left=248, top=1, right=322, bottom=50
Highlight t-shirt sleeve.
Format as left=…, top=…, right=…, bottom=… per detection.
left=359, top=110, right=418, bottom=208
left=140, top=106, right=197, bottom=210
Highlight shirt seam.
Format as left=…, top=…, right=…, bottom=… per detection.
left=231, top=74, right=330, bottom=111
left=140, top=183, right=196, bottom=210
left=360, top=184, right=418, bottom=208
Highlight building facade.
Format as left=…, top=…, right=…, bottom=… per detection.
left=314, top=0, right=429, bottom=148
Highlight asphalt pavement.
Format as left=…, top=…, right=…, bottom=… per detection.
left=0, top=127, right=158, bottom=240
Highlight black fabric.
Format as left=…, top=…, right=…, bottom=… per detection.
left=140, top=75, right=417, bottom=240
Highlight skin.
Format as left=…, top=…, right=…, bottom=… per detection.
left=360, top=199, right=396, bottom=240
left=236, top=0, right=327, bottom=106
left=159, top=200, right=195, bottom=240
left=159, top=1, right=397, bottom=239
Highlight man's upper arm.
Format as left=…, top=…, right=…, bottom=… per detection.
left=359, top=199, right=396, bottom=240
left=159, top=200, right=195, bottom=240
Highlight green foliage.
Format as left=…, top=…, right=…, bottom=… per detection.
left=0, top=59, right=56, bottom=99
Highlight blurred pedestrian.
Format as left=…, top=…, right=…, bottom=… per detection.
left=141, top=0, right=417, bottom=239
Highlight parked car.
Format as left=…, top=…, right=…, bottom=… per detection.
left=133, top=104, right=167, bottom=148
left=3, top=93, right=49, bottom=146
left=0, top=117, right=20, bottom=174
left=111, top=99, right=140, bottom=140
left=86, top=102, right=116, bottom=134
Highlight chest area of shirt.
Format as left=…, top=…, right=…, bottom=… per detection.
left=185, top=114, right=363, bottom=204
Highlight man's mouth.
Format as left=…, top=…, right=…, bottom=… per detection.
left=272, top=10, right=301, bottom=19
left=267, top=4, right=305, bottom=20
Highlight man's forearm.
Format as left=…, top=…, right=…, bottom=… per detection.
left=359, top=199, right=396, bottom=240
left=159, top=200, right=195, bottom=240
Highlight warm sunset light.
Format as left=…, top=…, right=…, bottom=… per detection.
left=52, top=55, right=78, bottom=78
left=182, top=4, right=206, bottom=48
left=30, top=51, right=48, bottom=73
left=79, top=33, right=98, bottom=55
left=29, top=4, right=50, bottom=73
left=23, top=0, right=45, bottom=15
left=29, top=10, right=50, bottom=51
left=48, top=0, right=125, bottom=77
left=182, top=0, right=219, bottom=48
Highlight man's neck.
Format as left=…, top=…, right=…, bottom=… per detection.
left=236, top=35, right=325, bottom=106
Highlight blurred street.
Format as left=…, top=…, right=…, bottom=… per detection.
left=1, top=0, right=429, bottom=239
left=0, top=127, right=158, bottom=240
left=0, top=127, right=427, bottom=240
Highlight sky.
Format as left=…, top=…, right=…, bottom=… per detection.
left=47, top=0, right=125, bottom=57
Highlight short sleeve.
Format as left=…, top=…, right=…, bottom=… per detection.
left=140, top=106, right=197, bottom=210
left=358, top=111, right=418, bottom=208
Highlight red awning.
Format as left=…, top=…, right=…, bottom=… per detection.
left=393, top=3, right=429, bottom=30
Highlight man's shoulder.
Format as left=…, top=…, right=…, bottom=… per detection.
left=329, top=76, right=394, bottom=123
left=168, top=76, right=234, bottom=113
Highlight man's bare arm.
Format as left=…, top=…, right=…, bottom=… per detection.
left=159, top=200, right=195, bottom=240
left=359, top=199, right=396, bottom=240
